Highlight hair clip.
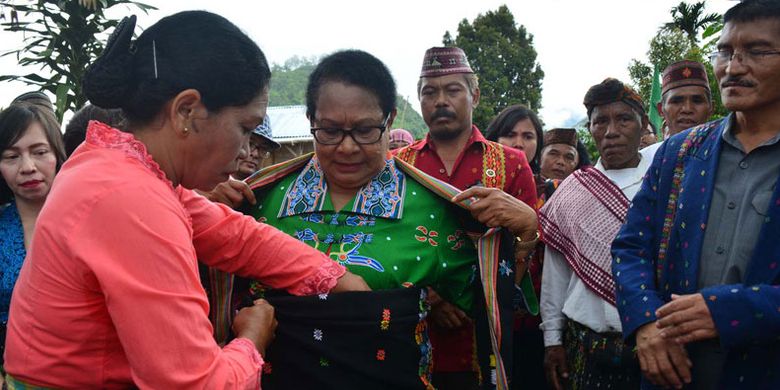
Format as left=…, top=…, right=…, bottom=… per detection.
left=152, top=40, right=158, bottom=79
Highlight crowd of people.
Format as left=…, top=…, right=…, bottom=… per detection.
left=0, top=0, right=778, bottom=389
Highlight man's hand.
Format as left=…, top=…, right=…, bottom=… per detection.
left=656, top=293, right=718, bottom=344
left=330, top=271, right=371, bottom=292
left=201, top=179, right=256, bottom=209
left=635, top=322, right=692, bottom=389
left=427, top=288, right=470, bottom=329
left=451, top=186, right=538, bottom=239
left=543, top=345, right=569, bottom=390
left=430, top=298, right=471, bottom=329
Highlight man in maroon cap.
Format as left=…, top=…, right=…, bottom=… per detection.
left=657, top=60, right=714, bottom=138
left=396, top=46, right=539, bottom=390
left=539, top=128, right=580, bottom=181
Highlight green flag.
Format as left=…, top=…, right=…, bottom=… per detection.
left=648, top=64, right=663, bottom=136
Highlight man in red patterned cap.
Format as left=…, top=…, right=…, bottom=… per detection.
left=395, top=46, right=539, bottom=390
left=539, top=128, right=580, bottom=181
left=657, top=60, right=714, bottom=138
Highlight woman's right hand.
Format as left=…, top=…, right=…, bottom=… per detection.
left=200, top=178, right=257, bottom=209
left=232, top=299, right=277, bottom=356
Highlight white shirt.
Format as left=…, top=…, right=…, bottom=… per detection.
left=540, top=148, right=655, bottom=346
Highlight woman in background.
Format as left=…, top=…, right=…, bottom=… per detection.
left=485, top=104, right=550, bottom=389
left=0, top=103, right=65, bottom=373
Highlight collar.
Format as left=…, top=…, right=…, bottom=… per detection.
left=721, top=114, right=780, bottom=152
left=278, top=156, right=406, bottom=220
left=85, top=121, right=170, bottom=187
left=594, top=150, right=651, bottom=191
left=410, top=124, right=486, bottom=152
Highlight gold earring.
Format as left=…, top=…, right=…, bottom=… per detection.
left=183, top=127, right=189, bottom=133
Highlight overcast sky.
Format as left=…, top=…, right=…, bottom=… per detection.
left=0, top=0, right=737, bottom=128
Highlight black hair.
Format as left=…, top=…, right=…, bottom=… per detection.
left=306, top=50, right=396, bottom=119
left=724, top=0, right=780, bottom=24
left=484, top=104, right=544, bottom=173
left=0, top=103, right=66, bottom=204
left=83, top=11, right=271, bottom=127
left=63, top=104, right=125, bottom=157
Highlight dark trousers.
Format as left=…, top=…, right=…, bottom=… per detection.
left=511, top=326, right=549, bottom=389
left=432, top=371, right=480, bottom=390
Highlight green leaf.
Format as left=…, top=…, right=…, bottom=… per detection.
left=3, top=0, right=156, bottom=117
left=55, top=83, right=69, bottom=119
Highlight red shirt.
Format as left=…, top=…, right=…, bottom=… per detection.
left=398, top=126, right=536, bottom=206
left=395, top=126, right=537, bottom=372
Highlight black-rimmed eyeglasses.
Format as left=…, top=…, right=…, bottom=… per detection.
left=310, top=114, right=391, bottom=145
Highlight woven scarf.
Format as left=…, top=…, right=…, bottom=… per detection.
left=539, top=168, right=629, bottom=305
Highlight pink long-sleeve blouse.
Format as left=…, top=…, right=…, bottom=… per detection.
left=4, top=122, right=345, bottom=389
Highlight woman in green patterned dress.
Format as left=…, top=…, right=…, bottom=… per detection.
left=244, top=49, right=479, bottom=312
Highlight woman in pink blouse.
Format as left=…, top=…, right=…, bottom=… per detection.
left=3, top=11, right=367, bottom=389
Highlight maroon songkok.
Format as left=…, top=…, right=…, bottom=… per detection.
left=543, top=128, right=578, bottom=148
left=420, top=47, right=474, bottom=78
left=661, top=60, right=710, bottom=96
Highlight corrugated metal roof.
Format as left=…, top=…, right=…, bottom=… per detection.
left=266, top=105, right=312, bottom=143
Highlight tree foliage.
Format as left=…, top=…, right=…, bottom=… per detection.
left=269, top=56, right=319, bottom=107
left=443, top=5, right=544, bottom=129
left=629, top=28, right=692, bottom=104
left=268, top=56, right=429, bottom=140
left=628, top=1, right=726, bottom=119
left=663, top=1, right=720, bottom=45
left=0, top=0, right=156, bottom=121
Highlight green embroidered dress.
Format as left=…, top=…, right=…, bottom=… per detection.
left=246, top=156, right=478, bottom=311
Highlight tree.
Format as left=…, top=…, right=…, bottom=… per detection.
left=0, top=0, right=155, bottom=121
left=392, top=96, right=428, bottom=140
left=269, top=56, right=319, bottom=106
left=443, top=5, right=544, bottom=129
left=628, top=1, right=726, bottom=120
left=268, top=56, right=429, bottom=139
left=664, top=1, right=720, bottom=45
left=628, top=28, right=693, bottom=104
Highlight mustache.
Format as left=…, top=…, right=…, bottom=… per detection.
left=431, top=108, right=457, bottom=121
left=721, top=77, right=756, bottom=88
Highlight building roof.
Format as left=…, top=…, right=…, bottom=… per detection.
left=267, top=105, right=312, bottom=143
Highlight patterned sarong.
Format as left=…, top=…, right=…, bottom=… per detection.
left=564, top=320, right=640, bottom=390
left=538, top=168, right=629, bottom=305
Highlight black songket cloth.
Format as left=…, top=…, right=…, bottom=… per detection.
left=257, top=287, right=433, bottom=390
